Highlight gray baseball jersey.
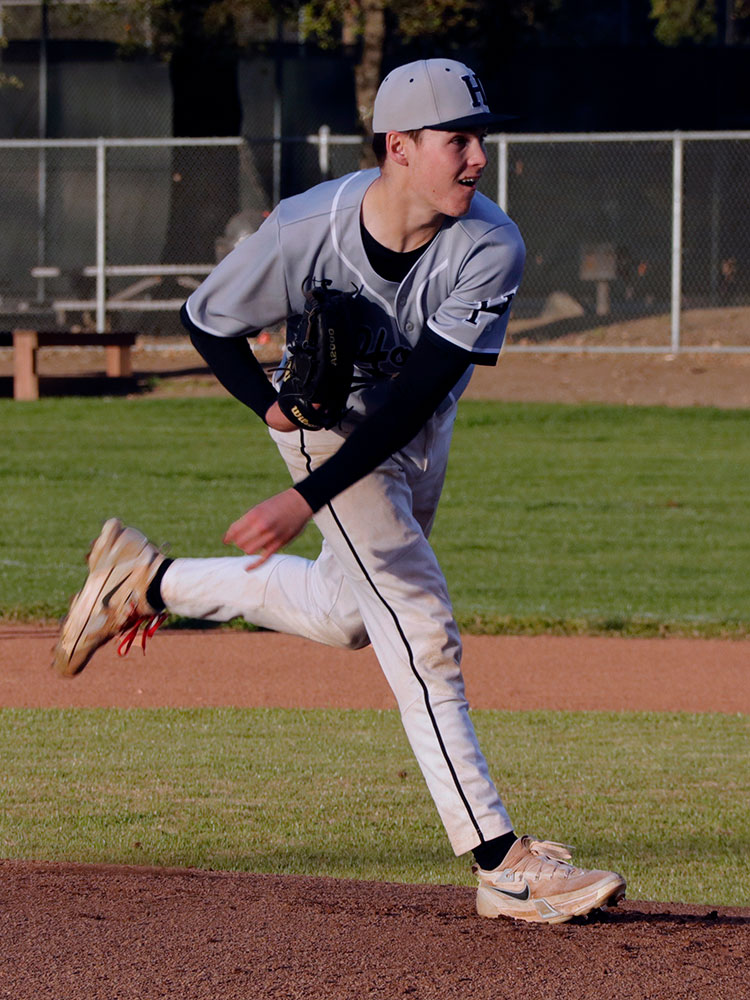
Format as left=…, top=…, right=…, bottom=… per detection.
left=185, top=168, right=525, bottom=417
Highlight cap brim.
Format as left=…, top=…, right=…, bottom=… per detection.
left=424, top=111, right=517, bottom=131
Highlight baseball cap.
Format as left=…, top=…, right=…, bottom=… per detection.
left=372, top=58, right=513, bottom=133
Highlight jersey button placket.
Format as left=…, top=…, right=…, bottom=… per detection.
left=396, top=280, right=412, bottom=335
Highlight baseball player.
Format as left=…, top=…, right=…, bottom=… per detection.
left=54, top=58, right=625, bottom=924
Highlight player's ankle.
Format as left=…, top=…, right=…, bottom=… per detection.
left=145, top=557, right=173, bottom=612
left=472, top=831, right=517, bottom=870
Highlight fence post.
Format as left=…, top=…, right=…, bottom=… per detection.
left=35, top=0, right=49, bottom=304
left=95, top=139, right=107, bottom=332
left=318, top=125, right=330, bottom=180
left=272, top=94, right=282, bottom=205
left=496, top=135, right=508, bottom=213
left=670, top=132, right=683, bottom=353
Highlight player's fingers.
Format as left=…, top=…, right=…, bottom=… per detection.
left=224, top=489, right=312, bottom=566
left=225, top=522, right=273, bottom=555
left=224, top=515, right=283, bottom=567
left=223, top=512, right=265, bottom=549
left=223, top=523, right=246, bottom=547
left=224, top=527, right=263, bottom=557
left=243, top=545, right=276, bottom=571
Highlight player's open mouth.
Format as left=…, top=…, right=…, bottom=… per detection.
left=458, top=178, right=478, bottom=187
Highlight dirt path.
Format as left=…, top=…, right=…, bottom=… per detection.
left=1, top=626, right=747, bottom=714
left=2, top=305, right=750, bottom=409
left=1, top=626, right=748, bottom=999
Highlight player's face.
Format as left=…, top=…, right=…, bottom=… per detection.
left=405, top=128, right=488, bottom=218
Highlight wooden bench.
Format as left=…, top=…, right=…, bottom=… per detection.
left=9, top=329, right=138, bottom=401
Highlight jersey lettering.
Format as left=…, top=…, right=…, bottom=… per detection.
left=463, top=294, right=514, bottom=326
left=356, top=324, right=412, bottom=379
left=461, top=74, right=488, bottom=109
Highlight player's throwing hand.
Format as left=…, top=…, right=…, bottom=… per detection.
left=223, top=488, right=314, bottom=569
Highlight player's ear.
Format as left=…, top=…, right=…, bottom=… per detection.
left=385, top=131, right=411, bottom=167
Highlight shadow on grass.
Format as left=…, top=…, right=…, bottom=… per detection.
left=0, top=367, right=215, bottom=401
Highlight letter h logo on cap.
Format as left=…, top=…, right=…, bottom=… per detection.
left=462, top=74, right=488, bottom=109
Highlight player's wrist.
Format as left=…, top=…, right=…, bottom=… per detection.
left=265, top=400, right=300, bottom=432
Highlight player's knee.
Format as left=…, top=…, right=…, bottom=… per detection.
left=339, top=623, right=370, bottom=650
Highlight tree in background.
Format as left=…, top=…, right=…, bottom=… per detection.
left=12, top=0, right=747, bottom=260
left=52, top=0, right=291, bottom=263
left=121, top=0, right=283, bottom=263
left=301, top=0, right=569, bottom=163
left=300, top=0, right=479, bottom=163
left=94, top=0, right=560, bottom=247
left=650, top=0, right=750, bottom=45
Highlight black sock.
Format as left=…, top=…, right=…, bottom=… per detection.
left=472, top=831, right=517, bottom=871
left=146, top=558, right=173, bottom=612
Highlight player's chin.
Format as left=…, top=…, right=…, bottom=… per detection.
left=446, top=184, right=477, bottom=216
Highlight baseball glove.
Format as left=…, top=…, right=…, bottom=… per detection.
left=276, top=282, right=359, bottom=431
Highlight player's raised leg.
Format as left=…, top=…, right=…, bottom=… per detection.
left=54, top=514, right=371, bottom=677
left=161, top=543, right=369, bottom=650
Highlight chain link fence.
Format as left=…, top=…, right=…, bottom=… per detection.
left=1, top=131, right=748, bottom=348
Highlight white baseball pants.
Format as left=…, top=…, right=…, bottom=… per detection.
left=161, top=406, right=512, bottom=855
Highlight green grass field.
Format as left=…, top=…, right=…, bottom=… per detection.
left=1, top=397, right=748, bottom=634
left=1, top=708, right=747, bottom=905
left=1, top=395, right=747, bottom=904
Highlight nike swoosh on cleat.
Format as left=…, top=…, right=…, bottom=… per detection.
left=102, top=576, right=130, bottom=608
left=489, top=882, right=531, bottom=901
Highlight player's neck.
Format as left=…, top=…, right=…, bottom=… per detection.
left=361, top=175, right=444, bottom=253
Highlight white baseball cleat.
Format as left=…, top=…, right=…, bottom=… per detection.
left=473, top=835, right=626, bottom=924
left=53, top=518, right=168, bottom=677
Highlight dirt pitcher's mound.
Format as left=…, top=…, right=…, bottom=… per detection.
left=1, top=860, right=748, bottom=1000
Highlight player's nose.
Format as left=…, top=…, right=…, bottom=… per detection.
left=468, top=136, right=488, bottom=170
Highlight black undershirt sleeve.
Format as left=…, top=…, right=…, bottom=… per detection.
left=294, top=334, right=472, bottom=513
left=181, top=304, right=278, bottom=422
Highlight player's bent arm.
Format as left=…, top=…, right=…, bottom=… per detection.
left=294, top=335, right=473, bottom=513
left=182, top=305, right=278, bottom=422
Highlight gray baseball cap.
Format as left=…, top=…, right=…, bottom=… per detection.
left=372, top=58, right=512, bottom=133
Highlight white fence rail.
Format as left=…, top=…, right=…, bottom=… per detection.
left=1, top=131, right=749, bottom=350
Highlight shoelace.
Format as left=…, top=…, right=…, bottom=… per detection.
left=527, top=839, right=573, bottom=861
left=117, top=612, right=168, bottom=657
left=522, top=839, right=577, bottom=878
